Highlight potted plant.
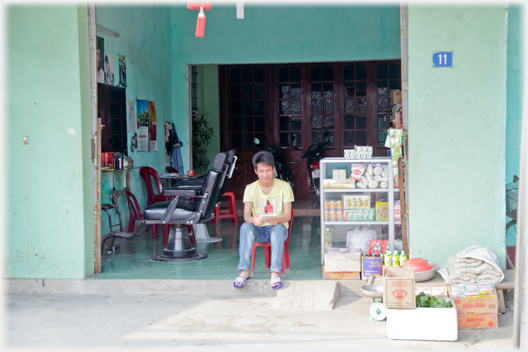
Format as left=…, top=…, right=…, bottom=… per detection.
left=192, top=109, right=214, bottom=173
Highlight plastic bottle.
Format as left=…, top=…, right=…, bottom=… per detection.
left=399, top=251, right=408, bottom=265
left=323, top=227, right=332, bottom=252
left=392, top=250, right=400, bottom=266
left=384, top=250, right=392, bottom=266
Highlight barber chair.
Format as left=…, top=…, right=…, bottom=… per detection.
left=173, top=150, right=236, bottom=189
left=101, top=152, right=228, bottom=262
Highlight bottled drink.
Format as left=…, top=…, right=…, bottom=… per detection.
left=400, top=251, right=408, bottom=265
left=323, top=227, right=332, bottom=252
left=384, top=250, right=392, bottom=266
left=392, top=250, right=400, bottom=266
left=374, top=250, right=380, bottom=258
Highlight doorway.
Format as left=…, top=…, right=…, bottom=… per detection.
left=219, top=61, right=401, bottom=200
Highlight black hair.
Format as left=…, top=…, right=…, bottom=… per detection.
left=252, top=151, right=274, bottom=170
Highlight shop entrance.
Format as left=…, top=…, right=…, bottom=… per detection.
left=219, top=61, right=401, bottom=200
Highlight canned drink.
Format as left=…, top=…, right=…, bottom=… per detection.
left=336, top=210, right=343, bottom=221
left=336, top=201, right=343, bottom=210
left=329, top=201, right=335, bottom=210
left=324, top=211, right=330, bottom=221
left=329, top=211, right=336, bottom=221
left=324, top=201, right=330, bottom=210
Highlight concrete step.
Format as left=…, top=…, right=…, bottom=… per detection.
left=274, top=280, right=339, bottom=311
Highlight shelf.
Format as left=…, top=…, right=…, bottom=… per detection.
left=323, top=188, right=399, bottom=193
left=324, top=220, right=402, bottom=225
left=321, top=157, right=392, bottom=162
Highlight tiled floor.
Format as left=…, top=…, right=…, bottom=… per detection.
left=89, top=214, right=323, bottom=281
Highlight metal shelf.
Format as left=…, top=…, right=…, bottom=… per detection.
left=323, top=188, right=399, bottom=193
left=323, top=220, right=402, bottom=225
left=320, top=157, right=397, bottom=265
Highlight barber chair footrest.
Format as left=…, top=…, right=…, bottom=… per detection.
left=151, top=253, right=208, bottom=262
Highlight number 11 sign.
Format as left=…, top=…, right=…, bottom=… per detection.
left=433, top=52, right=453, bottom=67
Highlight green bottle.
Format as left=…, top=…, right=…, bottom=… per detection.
left=384, top=250, right=392, bottom=266
left=400, top=251, right=408, bottom=265
left=392, top=250, right=400, bottom=266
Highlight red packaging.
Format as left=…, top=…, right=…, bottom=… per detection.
left=369, top=239, right=388, bottom=254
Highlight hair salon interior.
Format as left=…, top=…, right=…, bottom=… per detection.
left=5, top=3, right=524, bottom=283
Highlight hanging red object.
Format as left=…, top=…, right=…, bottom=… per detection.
left=187, top=2, right=211, bottom=37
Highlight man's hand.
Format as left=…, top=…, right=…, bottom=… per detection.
left=253, top=215, right=265, bottom=226
left=266, top=217, right=279, bottom=226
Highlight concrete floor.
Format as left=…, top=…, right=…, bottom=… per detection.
left=4, top=284, right=521, bottom=351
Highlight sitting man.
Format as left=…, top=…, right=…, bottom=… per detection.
left=234, top=151, right=294, bottom=290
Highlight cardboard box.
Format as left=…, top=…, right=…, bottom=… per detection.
left=362, top=256, right=383, bottom=280
left=383, top=267, right=416, bottom=308
left=342, top=195, right=370, bottom=209
left=390, top=91, right=402, bottom=105
left=457, top=314, right=498, bottom=330
left=324, top=252, right=361, bottom=272
left=322, top=179, right=355, bottom=189
left=340, top=170, right=346, bottom=179
left=449, top=285, right=499, bottom=314
left=387, top=298, right=458, bottom=341
left=323, top=269, right=361, bottom=280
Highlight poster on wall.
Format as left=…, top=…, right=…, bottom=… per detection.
left=127, top=100, right=135, bottom=133
left=148, top=101, right=158, bottom=151
left=138, top=127, right=149, bottom=152
left=96, top=37, right=105, bottom=83
left=136, top=99, right=149, bottom=152
left=104, top=54, right=114, bottom=85
left=118, top=54, right=127, bottom=88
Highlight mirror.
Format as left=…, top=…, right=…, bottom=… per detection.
left=98, top=83, right=128, bottom=154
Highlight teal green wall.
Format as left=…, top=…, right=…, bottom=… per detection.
left=171, top=4, right=402, bottom=169
left=506, top=4, right=523, bottom=190
left=96, top=5, right=173, bottom=226
left=6, top=5, right=94, bottom=278
left=407, top=6, right=508, bottom=267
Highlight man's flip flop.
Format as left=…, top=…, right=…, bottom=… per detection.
left=271, top=277, right=283, bottom=290
left=233, top=276, right=250, bottom=289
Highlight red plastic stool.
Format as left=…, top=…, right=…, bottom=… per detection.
left=212, top=192, right=238, bottom=224
left=250, top=209, right=293, bottom=275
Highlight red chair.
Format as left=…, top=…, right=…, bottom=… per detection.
left=250, top=209, right=294, bottom=275
left=140, top=167, right=173, bottom=206
left=212, top=192, right=238, bottom=224
left=139, top=167, right=174, bottom=241
left=126, top=191, right=144, bottom=233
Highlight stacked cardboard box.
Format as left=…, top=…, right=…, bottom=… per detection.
left=323, top=252, right=361, bottom=280
left=449, top=284, right=499, bottom=329
left=362, top=256, right=382, bottom=280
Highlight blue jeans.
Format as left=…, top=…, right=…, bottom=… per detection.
left=238, top=223, right=288, bottom=274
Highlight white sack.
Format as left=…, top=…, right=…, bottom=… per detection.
left=439, top=245, right=504, bottom=284
left=346, top=226, right=377, bottom=253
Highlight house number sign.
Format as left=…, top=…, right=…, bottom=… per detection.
left=433, top=52, right=453, bottom=67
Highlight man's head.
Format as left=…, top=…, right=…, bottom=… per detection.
left=252, top=151, right=275, bottom=183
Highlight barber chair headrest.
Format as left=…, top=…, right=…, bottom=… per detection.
left=212, top=152, right=228, bottom=171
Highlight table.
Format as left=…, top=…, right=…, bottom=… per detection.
left=158, top=173, right=206, bottom=180
left=159, top=173, right=206, bottom=188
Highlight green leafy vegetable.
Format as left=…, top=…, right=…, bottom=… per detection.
left=416, top=292, right=452, bottom=308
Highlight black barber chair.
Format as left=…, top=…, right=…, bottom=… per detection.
left=145, top=152, right=228, bottom=262
left=101, top=152, right=228, bottom=262
left=173, top=149, right=236, bottom=189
